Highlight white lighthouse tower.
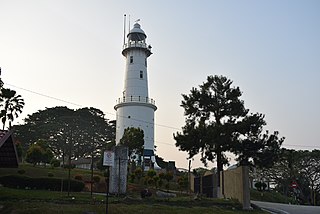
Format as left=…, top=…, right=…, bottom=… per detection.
left=114, top=21, right=158, bottom=169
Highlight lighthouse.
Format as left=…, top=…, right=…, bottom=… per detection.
left=114, top=21, right=158, bottom=169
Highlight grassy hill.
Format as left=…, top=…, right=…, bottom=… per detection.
left=0, top=163, right=103, bottom=180
left=251, top=189, right=297, bottom=204
left=0, top=164, right=269, bottom=213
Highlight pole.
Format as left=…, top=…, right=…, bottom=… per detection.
left=123, top=14, right=126, bottom=46
left=67, top=143, right=71, bottom=197
left=118, top=157, right=121, bottom=195
left=188, top=159, right=191, bottom=194
left=105, top=166, right=110, bottom=214
left=91, top=153, right=93, bottom=198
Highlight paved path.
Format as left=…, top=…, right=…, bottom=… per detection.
left=252, top=200, right=320, bottom=214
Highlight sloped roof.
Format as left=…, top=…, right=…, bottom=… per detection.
left=0, top=130, right=19, bottom=168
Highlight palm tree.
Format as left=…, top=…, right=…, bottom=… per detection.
left=0, top=88, right=25, bottom=130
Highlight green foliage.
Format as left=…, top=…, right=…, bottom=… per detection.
left=92, top=175, right=101, bottom=183
left=0, top=175, right=84, bottom=192
left=119, top=127, right=144, bottom=159
left=232, top=113, right=284, bottom=167
left=134, top=167, right=143, bottom=182
left=17, top=169, right=26, bottom=175
left=25, top=144, right=44, bottom=166
left=254, top=149, right=320, bottom=205
left=177, top=174, right=188, bottom=191
left=129, top=173, right=136, bottom=183
left=13, top=107, right=116, bottom=161
left=47, top=172, right=54, bottom=177
left=254, top=182, right=267, bottom=191
left=74, top=174, right=83, bottom=181
left=174, top=74, right=284, bottom=200
left=147, top=169, right=156, bottom=178
left=0, top=187, right=265, bottom=214
left=164, top=171, right=174, bottom=182
left=250, top=189, right=296, bottom=204
left=25, top=140, right=54, bottom=166
left=0, top=87, right=25, bottom=129
left=50, top=159, right=60, bottom=167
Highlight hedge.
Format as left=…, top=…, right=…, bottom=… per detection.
left=0, top=175, right=84, bottom=192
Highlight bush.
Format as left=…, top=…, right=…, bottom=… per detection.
left=255, top=182, right=267, bottom=191
left=0, top=175, right=84, bottom=192
left=50, top=159, right=60, bottom=167
left=74, top=174, right=83, bottom=181
left=47, top=172, right=54, bottom=177
left=92, top=175, right=101, bottom=183
left=17, top=169, right=26, bottom=175
left=62, top=164, right=75, bottom=169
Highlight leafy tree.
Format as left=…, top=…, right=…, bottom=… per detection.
left=25, top=139, right=54, bottom=166
left=232, top=113, right=284, bottom=167
left=25, top=144, right=44, bottom=166
left=164, top=171, right=174, bottom=190
left=254, top=149, right=314, bottom=204
left=0, top=88, right=25, bottom=129
left=177, top=174, right=188, bottom=191
left=174, top=75, right=248, bottom=196
left=298, top=150, right=320, bottom=205
left=13, top=106, right=115, bottom=163
left=119, top=127, right=144, bottom=160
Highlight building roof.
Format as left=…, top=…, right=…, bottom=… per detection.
left=0, top=130, right=19, bottom=168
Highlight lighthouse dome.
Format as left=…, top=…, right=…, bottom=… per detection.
left=127, top=23, right=147, bottom=41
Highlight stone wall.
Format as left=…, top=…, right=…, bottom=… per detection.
left=223, top=166, right=250, bottom=209
left=109, top=146, right=128, bottom=194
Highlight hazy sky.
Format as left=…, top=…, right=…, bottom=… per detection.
left=1, top=0, right=319, bottom=169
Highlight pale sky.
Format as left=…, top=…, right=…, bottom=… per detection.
left=0, top=0, right=319, bottom=169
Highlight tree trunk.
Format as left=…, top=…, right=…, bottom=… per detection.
left=216, top=150, right=223, bottom=198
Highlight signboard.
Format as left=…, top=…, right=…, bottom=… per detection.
left=103, top=151, right=115, bottom=167
left=291, top=181, right=298, bottom=188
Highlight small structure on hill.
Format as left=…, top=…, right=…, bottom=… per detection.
left=0, top=130, right=19, bottom=168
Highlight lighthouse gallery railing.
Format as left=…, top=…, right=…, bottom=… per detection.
left=122, top=41, right=152, bottom=51
left=116, top=96, right=156, bottom=105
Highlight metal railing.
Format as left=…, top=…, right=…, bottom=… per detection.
left=116, top=96, right=156, bottom=105
left=122, top=41, right=152, bottom=51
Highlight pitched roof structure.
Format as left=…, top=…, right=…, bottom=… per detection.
left=0, top=130, right=19, bottom=168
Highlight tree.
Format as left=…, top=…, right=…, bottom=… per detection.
left=298, top=150, right=320, bottom=205
left=25, top=144, right=44, bottom=166
left=0, top=88, right=25, bottom=129
left=232, top=113, right=284, bottom=167
left=13, top=106, right=115, bottom=163
left=25, top=139, right=54, bottom=166
left=119, top=127, right=144, bottom=161
left=174, top=75, right=248, bottom=197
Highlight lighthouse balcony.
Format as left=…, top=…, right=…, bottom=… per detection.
left=122, top=41, right=152, bottom=56
left=114, top=96, right=157, bottom=110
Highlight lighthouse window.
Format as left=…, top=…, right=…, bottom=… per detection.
left=130, top=56, right=133, bottom=63
left=145, top=59, right=147, bottom=67
left=140, top=71, right=143, bottom=79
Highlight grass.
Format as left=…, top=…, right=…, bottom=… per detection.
left=0, top=164, right=103, bottom=180
left=0, top=187, right=268, bottom=214
left=250, top=189, right=297, bottom=204
left=0, top=165, right=268, bottom=213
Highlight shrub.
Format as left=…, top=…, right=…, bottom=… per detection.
left=47, top=172, right=54, bottom=177
left=92, top=175, right=101, bottom=183
left=63, top=164, right=75, bottom=169
left=0, top=175, right=84, bottom=192
left=74, top=174, right=83, bottom=181
left=50, top=159, right=60, bottom=167
left=255, top=182, right=267, bottom=191
left=129, top=173, right=135, bottom=183
left=17, top=169, right=26, bottom=175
